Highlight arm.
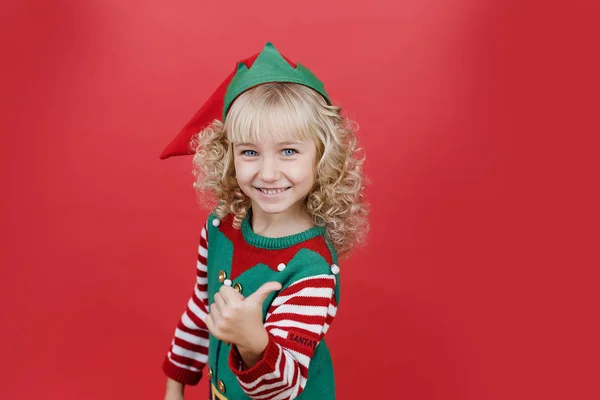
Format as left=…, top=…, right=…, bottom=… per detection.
left=229, top=274, right=338, bottom=399
left=163, top=222, right=211, bottom=389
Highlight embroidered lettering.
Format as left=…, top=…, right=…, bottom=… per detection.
left=288, top=332, right=317, bottom=349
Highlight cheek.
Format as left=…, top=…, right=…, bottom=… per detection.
left=234, top=160, right=256, bottom=186
left=287, top=161, right=316, bottom=187
left=233, top=160, right=251, bottom=185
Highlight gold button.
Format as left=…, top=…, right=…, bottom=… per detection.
left=233, top=282, right=243, bottom=294
left=218, top=270, right=227, bottom=283
left=208, top=367, right=213, bottom=380
left=217, top=380, right=226, bottom=393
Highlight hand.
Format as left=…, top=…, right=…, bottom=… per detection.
left=164, top=392, right=184, bottom=400
left=206, top=281, right=282, bottom=354
left=164, top=378, right=184, bottom=400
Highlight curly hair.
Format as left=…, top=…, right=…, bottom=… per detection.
left=190, top=83, right=369, bottom=257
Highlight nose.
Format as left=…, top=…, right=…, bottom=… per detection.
left=258, top=157, right=280, bottom=182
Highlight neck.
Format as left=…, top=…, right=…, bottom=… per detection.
left=250, top=203, right=314, bottom=238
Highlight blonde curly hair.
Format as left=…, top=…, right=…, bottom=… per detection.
left=191, top=83, right=369, bottom=257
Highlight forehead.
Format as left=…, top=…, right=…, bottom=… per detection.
left=226, top=115, right=313, bottom=144
left=224, top=88, right=316, bottom=144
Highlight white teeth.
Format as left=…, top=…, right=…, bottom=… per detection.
left=260, top=188, right=288, bottom=194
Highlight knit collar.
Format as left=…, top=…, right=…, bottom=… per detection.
left=241, top=209, right=325, bottom=250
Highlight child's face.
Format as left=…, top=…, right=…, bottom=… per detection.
left=233, top=138, right=317, bottom=216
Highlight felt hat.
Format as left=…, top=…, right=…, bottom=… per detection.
left=160, top=42, right=331, bottom=159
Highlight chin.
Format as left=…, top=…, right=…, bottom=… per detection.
left=252, top=201, right=291, bottom=215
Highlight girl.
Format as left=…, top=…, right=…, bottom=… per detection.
left=161, top=42, right=368, bottom=400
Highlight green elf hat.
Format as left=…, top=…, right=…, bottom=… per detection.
left=160, top=42, right=331, bottom=159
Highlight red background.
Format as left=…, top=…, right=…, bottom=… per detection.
left=1, top=0, right=598, bottom=399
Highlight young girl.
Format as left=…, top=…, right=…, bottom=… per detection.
left=161, top=42, right=368, bottom=400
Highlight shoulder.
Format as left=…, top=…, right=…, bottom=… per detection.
left=288, top=225, right=339, bottom=267
left=284, top=234, right=341, bottom=299
left=204, top=211, right=236, bottom=236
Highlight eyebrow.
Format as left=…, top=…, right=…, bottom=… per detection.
left=234, top=141, right=303, bottom=146
left=280, top=141, right=303, bottom=145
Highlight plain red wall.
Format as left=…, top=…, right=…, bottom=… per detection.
left=1, top=0, right=598, bottom=399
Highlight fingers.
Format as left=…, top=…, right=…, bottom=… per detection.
left=209, top=296, right=222, bottom=322
left=213, top=292, right=226, bottom=313
left=205, top=313, right=215, bottom=334
left=219, top=284, right=244, bottom=304
left=246, top=281, right=282, bottom=305
left=210, top=286, right=240, bottom=327
left=206, top=302, right=222, bottom=339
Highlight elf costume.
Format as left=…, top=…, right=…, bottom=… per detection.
left=161, top=43, right=342, bottom=399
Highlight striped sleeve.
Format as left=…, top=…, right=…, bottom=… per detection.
left=229, top=274, right=337, bottom=399
left=162, top=222, right=210, bottom=385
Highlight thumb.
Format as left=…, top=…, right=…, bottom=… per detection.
left=246, top=281, right=282, bottom=305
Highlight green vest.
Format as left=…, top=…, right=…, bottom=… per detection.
left=205, top=213, right=340, bottom=399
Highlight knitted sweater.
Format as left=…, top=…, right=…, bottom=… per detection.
left=163, top=211, right=341, bottom=399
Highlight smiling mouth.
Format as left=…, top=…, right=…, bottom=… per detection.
left=255, top=187, right=291, bottom=195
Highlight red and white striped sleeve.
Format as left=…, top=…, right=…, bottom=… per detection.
left=162, top=223, right=210, bottom=385
left=229, top=274, right=338, bottom=399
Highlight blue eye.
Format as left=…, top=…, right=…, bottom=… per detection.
left=242, top=150, right=258, bottom=156
left=282, top=149, right=297, bottom=156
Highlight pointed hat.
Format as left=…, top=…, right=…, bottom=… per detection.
left=160, top=42, right=331, bottom=159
